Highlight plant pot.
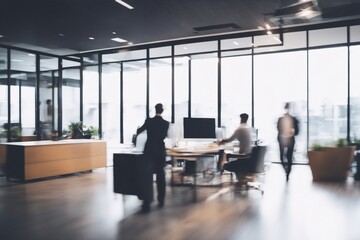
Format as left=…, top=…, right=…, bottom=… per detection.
left=308, top=146, right=355, bottom=181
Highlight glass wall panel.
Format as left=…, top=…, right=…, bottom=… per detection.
left=221, top=50, right=251, bottom=57
left=350, top=45, right=360, bottom=140
left=101, top=63, right=120, bottom=143
left=10, top=50, right=36, bottom=139
left=254, top=33, right=282, bottom=47
left=149, top=58, right=171, bottom=120
left=150, top=46, right=171, bottom=58
left=254, top=51, right=307, bottom=162
left=0, top=48, right=8, bottom=141
left=123, top=61, right=147, bottom=143
left=175, top=41, right=217, bottom=55
left=309, top=47, right=348, bottom=146
left=102, top=50, right=146, bottom=63
left=39, top=55, right=58, bottom=139
left=62, top=67, right=80, bottom=130
left=254, top=31, right=306, bottom=53
left=309, top=27, right=347, bottom=47
left=174, top=57, right=189, bottom=141
left=191, top=54, right=218, bottom=119
left=83, top=66, right=99, bottom=133
left=221, top=37, right=252, bottom=50
left=350, top=25, right=360, bottom=42
left=221, top=56, right=252, bottom=138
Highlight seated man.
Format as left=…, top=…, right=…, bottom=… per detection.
left=217, top=113, right=252, bottom=173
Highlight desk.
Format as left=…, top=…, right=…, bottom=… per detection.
left=167, top=144, right=224, bottom=202
left=2, top=139, right=106, bottom=181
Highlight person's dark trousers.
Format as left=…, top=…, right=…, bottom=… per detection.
left=278, top=137, right=295, bottom=180
left=154, top=164, right=166, bottom=206
left=223, top=158, right=252, bottom=172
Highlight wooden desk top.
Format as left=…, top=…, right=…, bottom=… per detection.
left=0, top=139, right=106, bottom=147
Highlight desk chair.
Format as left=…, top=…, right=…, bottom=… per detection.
left=225, top=145, right=267, bottom=194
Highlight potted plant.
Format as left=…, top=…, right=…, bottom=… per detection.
left=68, top=121, right=84, bottom=139
left=308, top=139, right=355, bottom=181
left=82, top=125, right=99, bottom=139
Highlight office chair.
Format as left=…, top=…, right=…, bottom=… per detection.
left=225, top=145, right=267, bottom=194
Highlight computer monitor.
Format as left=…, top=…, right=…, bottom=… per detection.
left=183, top=118, right=216, bottom=139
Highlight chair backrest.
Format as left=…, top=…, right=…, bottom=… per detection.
left=249, top=145, right=267, bottom=173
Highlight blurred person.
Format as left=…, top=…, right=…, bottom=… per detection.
left=137, top=103, right=169, bottom=213
left=217, top=113, right=252, bottom=173
left=277, top=102, right=299, bottom=181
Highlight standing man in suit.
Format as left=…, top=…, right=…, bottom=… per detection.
left=277, top=102, right=299, bottom=181
left=137, top=103, right=169, bottom=213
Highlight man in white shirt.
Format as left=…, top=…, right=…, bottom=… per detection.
left=218, top=113, right=252, bottom=172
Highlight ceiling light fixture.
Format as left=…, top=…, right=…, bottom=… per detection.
left=89, top=37, right=94, bottom=40
left=111, top=37, right=127, bottom=43
left=114, top=0, right=134, bottom=9
left=0, top=35, right=4, bottom=38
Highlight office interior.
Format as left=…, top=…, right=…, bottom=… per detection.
left=1, top=1, right=360, bottom=239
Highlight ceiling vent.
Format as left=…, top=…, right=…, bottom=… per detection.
left=193, top=23, right=241, bottom=33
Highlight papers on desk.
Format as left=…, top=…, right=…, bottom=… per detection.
left=169, top=143, right=221, bottom=154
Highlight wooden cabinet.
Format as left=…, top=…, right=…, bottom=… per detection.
left=2, top=139, right=107, bottom=181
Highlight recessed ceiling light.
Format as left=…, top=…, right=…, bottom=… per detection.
left=89, top=37, right=95, bottom=40
left=112, top=32, right=117, bottom=35
left=114, top=0, right=134, bottom=9
left=0, top=35, right=4, bottom=38
left=111, top=37, right=127, bottom=43
left=58, top=33, right=64, bottom=37
left=28, top=54, right=35, bottom=56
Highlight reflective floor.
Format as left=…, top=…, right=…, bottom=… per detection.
left=1, top=164, right=360, bottom=240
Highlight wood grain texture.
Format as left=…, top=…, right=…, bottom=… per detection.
left=4, top=140, right=106, bottom=180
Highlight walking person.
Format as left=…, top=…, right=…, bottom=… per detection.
left=277, top=102, right=299, bottom=181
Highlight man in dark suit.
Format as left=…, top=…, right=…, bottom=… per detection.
left=137, top=103, right=169, bottom=213
left=277, top=102, right=299, bottom=181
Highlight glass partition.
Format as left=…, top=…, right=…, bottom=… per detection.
left=308, top=47, right=348, bottom=147
left=39, top=55, right=58, bottom=139
left=0, top=48, right=8, bottom=141
left=221, top=55, right=252, bottom=139
left=123, top=61, right=147, bottom=143
left=174, top=57, right=189, bottom=140
left=254, top=51, right=307, bottom=162
left=190, top=54, right=218, bottom=119
left=10, top=50, right=36, bottom=139
left=83, top=65, right=99, bottom=133
left=62, top=67, right=80, bottom=130
left=350, top=45, right=360, bottom=140
left=101, top=63, right=121, bottom=143
left=149, top=58, right=171, bottom=120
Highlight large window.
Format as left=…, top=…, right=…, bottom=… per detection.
left=309, top=47, right=348, bottom=146
left=254, top=51, right=307, bottom=162
left=10, top=50, right=36, bottom=138
left=190, top=54, right=218, bottom=119
left=350, top=46, right=360, bottom=140
left=39, top=55, right=58, bottom=139
left=83, top=66, right=99, bottom=131
left=221, top=56, right=252, bottom=138
left=174, top=57, right=189, bottom=141
left=149, top=58, right=171, bottom=120
left=62, top=66, right=80, bottom=129
left=101, top=63, right=121, bottom=143
left=0, top=48, right=8, bottom=140
left=123, top=61, right=147, bottom=143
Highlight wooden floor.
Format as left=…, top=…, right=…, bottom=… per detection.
left=1, top=164, right=360, bottom=240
